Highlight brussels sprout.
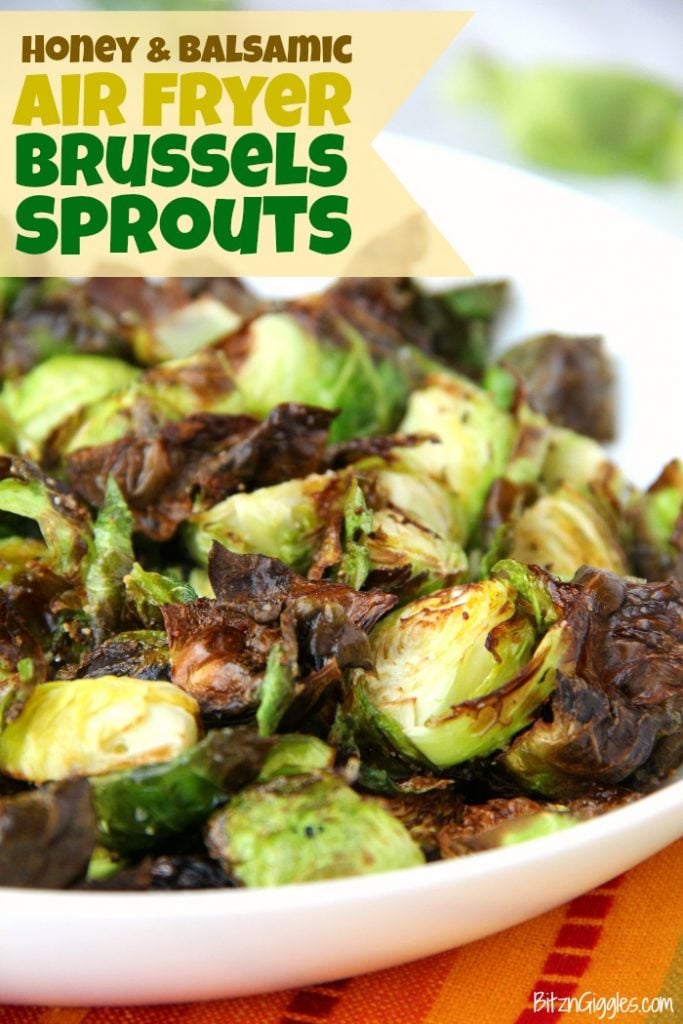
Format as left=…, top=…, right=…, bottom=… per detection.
left=206, top=772, right=424, bottom=885
left=257, top=734, right=335, bottom=780
left=541, top=426, right=619, bottom=495
left=185, top=472, right=349, bottom=572
left=396, top=375, right=516, bottom=543
left=453, top=55, right=683, bottom=181
left=91, top=727, right=270, bottom=853
left=502, top=570, right=683, bottom=798
left=0, top=456, right=93, bottom=579
left=0, top=778, right=96, bottom=888
left=353, top=578, right=571, bottom=769
left=365, top=508, right=467, bottom=595
left=631, top=460, right=683, bottom=581
left=2, top=354, right=139, bottom=457
left=85, top=478, right=134, bottom=638
left=217, top=313, right=322, bottom=417
left=132, top=295, right=242, bottom=364
left=372, top=465, right=458, bottom=541
left=216, top=311, right=415, bottom=442
left=124, top=563, right=197, bottom=629
left=500, top=334, right=615, bottom=442
left=509, top=486, right=628, bottom=579
left=0, top=676, right=200, bottom=783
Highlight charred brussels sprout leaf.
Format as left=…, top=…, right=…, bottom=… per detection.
left=91, top=727, right=270, bottom=853
left=163, top=544, right=395, bottom=719
left=500, top=334, right=615, bottom=442
left=66, top=404, right=335, bottom=542
left=502, top=570, right=683, bottom=797
left=0, top=676, right=199, bottom=783
left=0, top=778, right=96, bottom=888
left=206, top=772, right=424, bottom=885
left=75, top=631, right=170, bottom=681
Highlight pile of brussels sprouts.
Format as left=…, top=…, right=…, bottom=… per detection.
left=0, top=276, right=680, bottom=890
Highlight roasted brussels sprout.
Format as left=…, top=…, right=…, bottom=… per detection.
left=352, top=575, right=571, bottom=768
left=2, top=354, right=139, bottom=457
left=395, top=374, right=516, bottom=543
left=502, top=570, right=683, bottom=798
left=0, top=677, right=200, bottom=783
left=185, top=472, right=351, bottom=572
left=92, top=727, right=270, bottom=853
left=206, top=772, right=424, bottom=885
left=508, top=486, right=628, bottom=579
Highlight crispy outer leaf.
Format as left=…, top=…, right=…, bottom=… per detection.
left=163, top=546, right=396, bottom=718
left=91, top=727, right=271, bottom=853
left=502, top=570, right=683, bottom=797
left=66, top=404, right=335, bottom=541
left=500, top=334, right=615, bottom=442
left=0, top=778, right=96, bottom=888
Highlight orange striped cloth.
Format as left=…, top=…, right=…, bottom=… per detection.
left=3, top=838, right=682, bottom=1024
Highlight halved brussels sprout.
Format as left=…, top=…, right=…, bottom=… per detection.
left=541, top=426, right=620, bottom=494
left=365, top=508, right=467, bottom=595
left=395, top=374, right=516, bottom=543
left=132, top=295, right=242, bottom=364
left=509, top=486, right=628, bottom=579
left=206, top=772, right=424, bottom=885
left=353, top=578, right=570, bottom=768
left=185, top=472, right=349, bottom=573
left=0, top=676, right=200, bottom=783
left=2, top=354, right=139, bottom=457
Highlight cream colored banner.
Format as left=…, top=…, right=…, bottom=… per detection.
left=0, top=11, right=471, bottom=276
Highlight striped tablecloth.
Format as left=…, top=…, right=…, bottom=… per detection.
left=3, top=838, right=681, bottom=1023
